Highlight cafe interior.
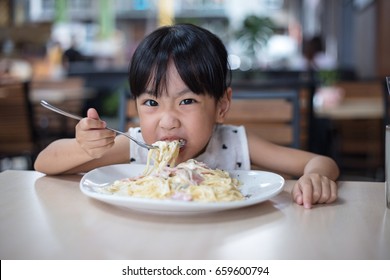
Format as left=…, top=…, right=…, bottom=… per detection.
left=1, top=0, right=389, bottom=182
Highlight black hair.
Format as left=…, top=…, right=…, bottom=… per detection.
left=128, top=23, right=231, bottom=101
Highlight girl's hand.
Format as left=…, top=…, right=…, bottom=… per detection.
left=291, top=173, right=338, bottom=209
left=75, top=108, right=116, bottom=159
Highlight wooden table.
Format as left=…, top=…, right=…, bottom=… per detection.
left=0, top=170, right=389, bottom=260
left=315, top=98, right=384, bottom=120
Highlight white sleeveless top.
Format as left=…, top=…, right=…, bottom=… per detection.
left=129, top=124, right=250, bottom=170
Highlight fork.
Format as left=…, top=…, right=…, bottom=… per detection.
left=40, top=100, right=157, bottom=149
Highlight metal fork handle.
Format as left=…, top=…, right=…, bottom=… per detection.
left=40, top=100, right=156, bottom=149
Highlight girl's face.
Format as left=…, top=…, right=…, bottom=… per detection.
left=136, top=64, right=231, bottom=164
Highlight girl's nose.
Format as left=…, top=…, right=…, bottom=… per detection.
left=159, top=112, right=180, bottom=130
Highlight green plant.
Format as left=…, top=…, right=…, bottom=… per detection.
left=235, top=15, right=275, bottom=57
left=318, top=70, right=339, bottom=86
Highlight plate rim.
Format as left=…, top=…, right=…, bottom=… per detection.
left=79, top=163, right=285, bottom=213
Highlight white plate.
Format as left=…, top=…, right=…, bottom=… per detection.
left=80, top=164, right=285, bottom=215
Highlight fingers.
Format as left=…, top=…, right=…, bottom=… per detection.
left=292, top=175, right=314, bottom=208
left=78, top=136, right=115, bottom=158
left=292, top=174, right=338, bottom=209
left=75, top=108, right=116, bottom=158
left=325, top=180, right=338, bottom=203
left=87, top=108, right=101, bottom=120
left=78, top=108, right=106, bottom=130
left=77, top=130, right=115, bottom=148
left=292, top=183, right=304, bottom=206
left=316, top=178, right=336, bottom=203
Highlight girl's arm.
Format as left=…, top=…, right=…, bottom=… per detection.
left=247, top=130, right=339, bottom=208
left=34, top=136, right=130, bottom=175
left=34, top=108, right=130, bottom=175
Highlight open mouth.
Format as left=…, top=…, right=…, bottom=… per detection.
left=178, top=139, right=186, bottom=148
left=160, top=138, right=186, bottom=148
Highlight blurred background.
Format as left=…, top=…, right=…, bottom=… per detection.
left=1, top=0, right=389, bottom=181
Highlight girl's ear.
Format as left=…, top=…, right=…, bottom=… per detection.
left=216, top=87, right=232, bottom=123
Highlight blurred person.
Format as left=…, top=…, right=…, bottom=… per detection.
left=62, top=36, right=84, bottom=70
left=289, top=35, right=337, bottom=71
left=303, top=35, right=337, bottom=70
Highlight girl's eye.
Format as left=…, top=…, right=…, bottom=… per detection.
left=180, top=99, right=196, bottom=105
left=144, top=99, right=158, bottom=106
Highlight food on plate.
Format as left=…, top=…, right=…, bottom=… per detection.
left=101, top=140, right=243, bottom=202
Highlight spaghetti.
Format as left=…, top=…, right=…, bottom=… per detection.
left=102, top=140, right=244, bottom=202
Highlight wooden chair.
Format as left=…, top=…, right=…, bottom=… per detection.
left=325, top=80, right=386, bottom=180
left=31, top=77, right=87, bottom=145
left=227, top=88, right=301, bottom=148
left=0, top=81, right=37, bottom=169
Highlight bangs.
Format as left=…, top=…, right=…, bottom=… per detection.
left=129, top=24, right=230, bottom=100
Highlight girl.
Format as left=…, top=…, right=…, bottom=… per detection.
left=34, top=23, right=339, bottom=208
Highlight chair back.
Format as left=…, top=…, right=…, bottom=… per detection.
left=0, top=82, right=36, bottom=159
left=227, top=88, right=301, bottom=148
left=328, top=80, right=385, bottom=179
left=31, top=77, right=86, bottom=141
